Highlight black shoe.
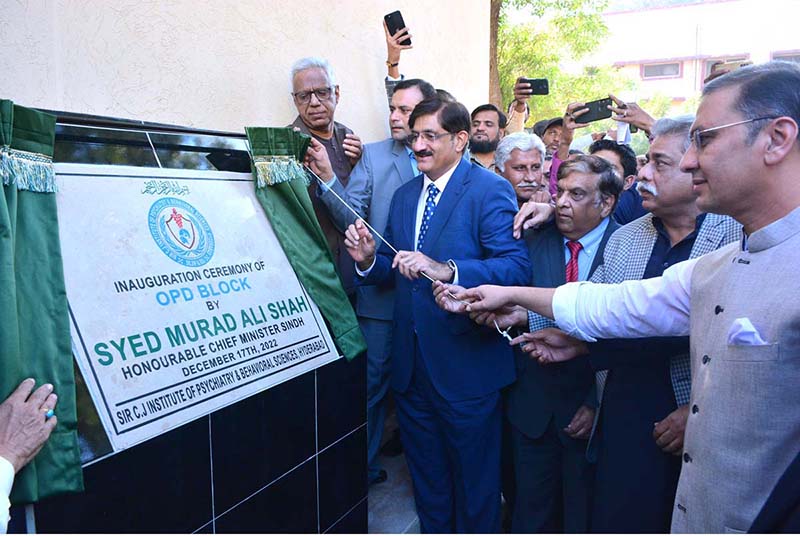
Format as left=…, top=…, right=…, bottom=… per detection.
left=380, top=430, right=404, bottom=457
left=369, top=469, right=388, bottom=486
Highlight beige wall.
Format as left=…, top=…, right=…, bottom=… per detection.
left=0, top=0, right=490, bottom=144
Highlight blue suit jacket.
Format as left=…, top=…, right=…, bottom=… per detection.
left=319, top=138, right=416, bottom=321
left=362, top=158, right=531, bottom=401
left=507, top=221, right=617, bottom=439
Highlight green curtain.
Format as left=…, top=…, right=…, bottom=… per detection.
left=0, top=100, right=83, bottom=503
left=246, top=127, right=365, bottom=361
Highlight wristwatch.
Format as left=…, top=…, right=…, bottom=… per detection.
left=385, top=60, right=399, bottom=68
left=446, top=259, right=457, bottom=283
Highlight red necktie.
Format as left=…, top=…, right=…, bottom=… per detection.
left=565, top=240, right=583, bottom=283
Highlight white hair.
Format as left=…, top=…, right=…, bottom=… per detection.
left=494, top=132, right=546, bottom=172
left=290, top=56, right=337, bottom=88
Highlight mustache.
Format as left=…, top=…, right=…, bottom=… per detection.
left=637, top=181, right=658, bottom=196
left=414, top=150, right=434, bottom=158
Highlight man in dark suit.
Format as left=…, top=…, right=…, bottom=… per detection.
left=344, top=97, right=531, bottom=532
left=466, top=154, right=623, bottom=532
left=305, top=77, right=437, bottom=486
left=750, top=447, right=800, bottom=533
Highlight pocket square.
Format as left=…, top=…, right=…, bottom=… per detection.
left=727, top=317, right=769, bottom=346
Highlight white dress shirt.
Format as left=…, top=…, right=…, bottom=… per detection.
left=552, top=256, right=699, bottom=342
left=0, top=456, right=14, bottom=534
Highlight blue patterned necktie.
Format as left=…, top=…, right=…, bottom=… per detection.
left=417, top=183, right=440, bottom=250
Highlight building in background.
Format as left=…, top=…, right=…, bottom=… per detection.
left=586, top=0, right=800, bottom=109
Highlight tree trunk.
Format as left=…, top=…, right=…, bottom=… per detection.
left=489, top=0, right=502, bottom=108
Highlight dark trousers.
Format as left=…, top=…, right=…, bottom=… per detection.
left=511, top=420, right=593, bottom=533
left=591, top=364, right=681, bottom=533
left=362, top=317, right=393, bottom=481
left=395, top=341, right=502, bottom=533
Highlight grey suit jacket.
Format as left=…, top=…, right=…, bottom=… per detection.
left=590, top=212, right=742, bottom=405
left=674, top=206, right=800, bottom=532
left=319, top=137, right=416, bottom=320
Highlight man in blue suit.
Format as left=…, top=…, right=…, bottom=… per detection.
left=305, top=78, right=437, bottom=486
left=344, top=97, right=531, bottom=532
left=457, top=153, right=622, bottom=532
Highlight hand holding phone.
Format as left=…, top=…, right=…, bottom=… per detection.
left=516, top=77, right=549, bottom=96
left=384, top=11, right=411, bottom=46
left=574, top=97, right=613, bottom=124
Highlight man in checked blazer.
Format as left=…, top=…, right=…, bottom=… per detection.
left=584, top=116, right=741, bottom=532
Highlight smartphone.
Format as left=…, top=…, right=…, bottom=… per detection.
left=575, top=97, right=613, bottom=124
left=384, top=11, right=411, bottom=46
left=518, top=77, right=549, bottom=95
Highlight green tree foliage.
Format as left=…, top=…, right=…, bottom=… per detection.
left=498, top=0, right=636, bottom=125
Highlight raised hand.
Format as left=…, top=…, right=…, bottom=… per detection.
left=510, top=327, right=588, bottom=364
left=608, top=94, right=655, bottom=134
left=344, top=219, right=376, bottom=270
left=392, top=251, right=452, bottom=282
left=343, top=133, right=363, bottom=166
left=303, top=136, right=335, bottom=181
left=0, top=379, right=59, bottom=473
left=470, top=304, right=528, bottom=330
left=433, top=281, right=470, bottom=314
left=513, top=200, right=554, bottom=239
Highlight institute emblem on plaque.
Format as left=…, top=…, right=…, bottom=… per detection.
left=148, top=197, right=215, bottom=267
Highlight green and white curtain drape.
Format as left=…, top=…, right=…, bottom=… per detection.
left=1, top=100, right=83, bottom=503
left=246, top=127, right=366, bottom=361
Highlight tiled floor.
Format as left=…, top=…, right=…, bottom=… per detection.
left=368, top=414, right=419, bottom=534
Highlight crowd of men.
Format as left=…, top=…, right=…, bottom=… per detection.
left=5, top=20, right=796, bottom=536
left=290, top=21, right=800, bottom=534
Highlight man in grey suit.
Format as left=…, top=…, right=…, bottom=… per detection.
left=305, top=77, right=437, bottom=485
left=444, top=61, right=800, bottom=533
left=584, top=116, right=740, bottom=532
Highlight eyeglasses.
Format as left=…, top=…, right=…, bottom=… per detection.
left=690, top=116, right=777, bottom=151
left=292, top=86, right=334, bottom=104
left=408, top=131, right=455, bottom=144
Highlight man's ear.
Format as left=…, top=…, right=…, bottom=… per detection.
left=623, top=173, right=636, bottom=191
left=600, top=194, right=615, bottom=218
left=333, top=85, right=340, bottom=104
left=455, top=130, right=470, bottom=152
left=764, top=116, right=798, bottom=165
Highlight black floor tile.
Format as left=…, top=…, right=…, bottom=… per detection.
left=316, top=356, right=366, bottom=449
left=325, top=497, right=367, bottom=533
left=318, top=426, right=367, bottom=532
left=210, top=371, right=316, bottom=513
left=215, top=458, right=317, bottom=533
left=35, top=416, right=212, bottom=533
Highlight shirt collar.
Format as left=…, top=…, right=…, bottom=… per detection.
left=423, top=160, right=460, bottom=193
left=564, top=217, right=610, bottom=257
left=746, top=204, right=800, bottom=252
left=651, top=213, right=707, bottom=245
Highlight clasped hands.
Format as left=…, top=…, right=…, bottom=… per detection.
left=344, top=220, right=453, bottom=281
left=431, top=282, right=589, bottom=365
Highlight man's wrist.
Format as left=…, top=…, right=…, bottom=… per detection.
left=445, top=259, right=457, bottom=282
left=357, top=256, right=376, bottom=272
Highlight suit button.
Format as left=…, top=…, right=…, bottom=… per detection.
left=692, top=404, right=699, bottom=414
left=715, top=305, right=724, bottom=314
left=683, top=452, right=692, bottom=463
left=702, top=354, right=710, bottom=364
